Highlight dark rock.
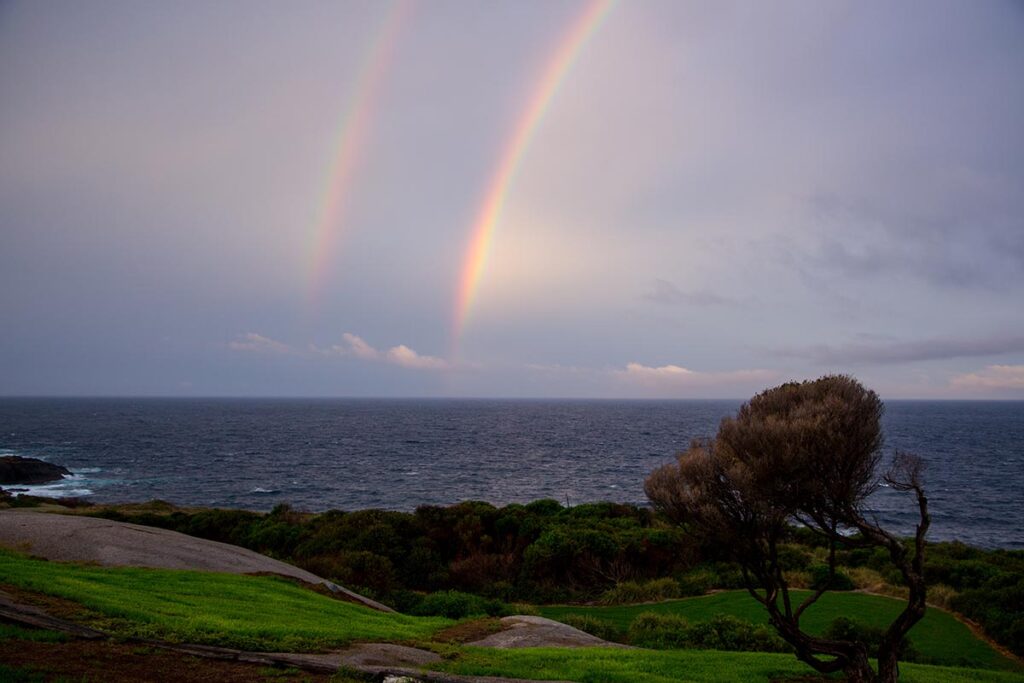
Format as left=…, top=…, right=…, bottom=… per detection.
left=0, top=456, right=71, bottom=485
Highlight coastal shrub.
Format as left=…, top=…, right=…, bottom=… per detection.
left=675, top=567, right=716, bottom=596
left=449, top=552, right=515, bottom=593
left=807, top=564, right=855, bottom=591
left=782, top=570, right=811, bottom=589
left=777, top=544, right=813, bottom=571
left=927, top=583, right=958, bottom=609
left=847, top=566, right=886, bottom=591
left=385, top=589, right=425, bottom=614
left=687, top=615, right=790, bottom=653
left=824, top=616, right=919, bottom=662
left=560, top=614, right=624, bottom=642
left=599, top=578, right=681, bottom=605
left=628, top=612, right=691, bottom=649
left=410, top=590, right=513, bottom=619
left=953, top=574, right=1024, bottom=656
left=703, top=562, right=746, bottom=590
left=301, top=550, right=396, bottom=595
left=627, top=612, right=788, bottom=652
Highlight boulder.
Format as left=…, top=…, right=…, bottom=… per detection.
left=0, top=456, right=71, bottom=485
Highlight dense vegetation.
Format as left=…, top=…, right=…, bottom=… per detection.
left=90, top=499, right=695, bottom=604
left=84, top=498, right=1024, bottom=662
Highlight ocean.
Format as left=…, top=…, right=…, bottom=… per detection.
left=1, top=398, right=1021, bottom=549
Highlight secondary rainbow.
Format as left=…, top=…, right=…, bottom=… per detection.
left=452, top=0, right=615, bottom=351
left=308, top=1, right=412, bottom=308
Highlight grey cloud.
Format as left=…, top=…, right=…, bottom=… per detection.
left=802, top=191, right=1024, bottom=290
left=776, top=334, right=1024, bottom=365
left=643, top=279, right=737, bottom=307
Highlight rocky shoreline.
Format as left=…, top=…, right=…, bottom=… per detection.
left=0, top=455, right=71, bottom=492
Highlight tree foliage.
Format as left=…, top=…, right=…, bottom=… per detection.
left=646, top=375, right=930, bottom=683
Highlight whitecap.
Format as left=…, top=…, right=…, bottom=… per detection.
left=8, top=479, right=94, bottom=499
left=250, top=487, right=280, bottom=494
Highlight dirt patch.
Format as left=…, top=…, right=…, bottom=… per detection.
left=0, top=638, right=354, bottom=683
left=430, top=617, right=504, bottom=644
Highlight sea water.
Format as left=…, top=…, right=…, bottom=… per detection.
left=1, top=398, right=1021, bottom=549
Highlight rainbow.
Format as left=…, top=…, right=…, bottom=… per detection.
left=308, top=1, right=413, bottom=308
left=451, top=0, right=615, bottom=353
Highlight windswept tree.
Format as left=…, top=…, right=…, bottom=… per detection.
left=646, top=376, right=928, bottom=683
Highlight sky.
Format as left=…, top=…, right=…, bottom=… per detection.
left=2, top=0, right=1023, bottom=399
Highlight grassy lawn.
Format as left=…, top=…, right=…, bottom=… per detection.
left=0, top=548, right=450, bottom=652
left=437, top=647, right=1024, bottom=683
left=2, top=548, right=1020, bottom=683
left=540, top=590, right=1018, bottom=671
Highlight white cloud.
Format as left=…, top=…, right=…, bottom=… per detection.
left=328, top=333, right=450, bottom=370
left=950, top=365, right=1024, bottom=393
left=336, top=332, right=380, bottom=361
left=386, top=344, right=449, bottom=370
left=616, top=362, right=778, bottom=389
left=228, top=333, right=292, bottom=354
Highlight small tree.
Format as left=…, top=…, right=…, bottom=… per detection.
left=645, top=376, right=928, bottom=683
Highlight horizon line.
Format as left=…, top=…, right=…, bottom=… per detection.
left=1, top=394, right=1019, bottom=402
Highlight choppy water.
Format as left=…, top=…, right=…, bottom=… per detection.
left=1, top=398, right=1021, bottom=549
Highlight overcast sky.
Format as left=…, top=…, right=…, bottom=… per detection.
left=2, top=0, right=1023, bottom=399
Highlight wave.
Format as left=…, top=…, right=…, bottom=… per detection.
left=6, top=477, right=94, bottom=499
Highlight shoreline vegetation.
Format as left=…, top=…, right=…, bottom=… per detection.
left=2, top=493, right=1022, bottom=680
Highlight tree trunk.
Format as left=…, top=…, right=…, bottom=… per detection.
left=842, top=649, right=879, bottom=683
left=876, top=648, right=900, bottom=683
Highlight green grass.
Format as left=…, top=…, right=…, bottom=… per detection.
left=0, top=548, right=450, bottom=652
left=437, top=647, right=1024, bottom=683
left=0, top=624, right=68, bottom=643
left=1, top=548, right=1018, bottom=683
left=540, top=590, right=1018, bottom=671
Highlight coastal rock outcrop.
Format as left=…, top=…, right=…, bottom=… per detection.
left=0, top=456, right=71, bottom=485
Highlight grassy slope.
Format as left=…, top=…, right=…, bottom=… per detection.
left=540, top=590, right=1017, bottom=671
left=0, top=549, right=449, bottom=652
left=438, top=647, right=1024, bottom=683
left=2, top=549, right=1019, bottom=683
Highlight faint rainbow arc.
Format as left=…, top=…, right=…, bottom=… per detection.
left=307, top=0, right=413, bottom=309
left=451, top=0, right=615, bottom=353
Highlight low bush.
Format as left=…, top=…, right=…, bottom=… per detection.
left=675, top=568, right=715, bottom=596
left=927, top=583, right=958, bottom=610
left=847, top=566, right=886, bottom=591
left=560, top=614, right=624, bottom=642
left=783, top=570, right=811, bottom=589
left=599, top=578, right=680, bottom=605
left=953, top=574, right=1024, bottom=657
left=808, top=564, right=854, bottom=591
left=824, top=616, right=919, bottom=662
left=687, top=615, right=790, bottom=653
left=628, top=612, right=691, bottom=649
left=410, top=590, right=514, bottom=619
left=627, top=612, right=789, bottom=653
